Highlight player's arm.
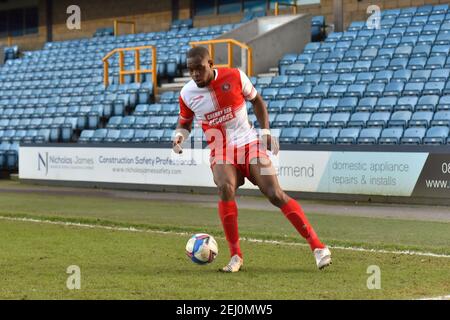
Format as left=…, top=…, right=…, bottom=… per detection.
left=239, top=69, right=279, bottom=155
left=172, top=119, right=192, bottom=154
left=250, top=94, right=279, bottom=155
left=172, top=95, right=194, bottom=154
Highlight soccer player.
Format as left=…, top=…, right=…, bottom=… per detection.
left=173, top=46, right=331, bottom=272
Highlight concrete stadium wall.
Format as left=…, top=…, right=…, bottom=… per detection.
left=1, top=0, right=449, bottom=53
left=213, top=14, right=311, bottom=75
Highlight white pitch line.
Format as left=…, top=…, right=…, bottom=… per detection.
left=416, top=295, right=450, bottom=300
left=1, top=215, right=450, bottom=259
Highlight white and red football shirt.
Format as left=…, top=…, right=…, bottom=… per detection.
left=179, top=68, right=258, bottom=148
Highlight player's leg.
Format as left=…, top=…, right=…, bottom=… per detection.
left=212, top=163, right=244, bottom=272
left=248, top=157, right=331, bottom=269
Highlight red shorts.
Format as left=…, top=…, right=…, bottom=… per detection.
left=209, top=140, right=270, bottom=184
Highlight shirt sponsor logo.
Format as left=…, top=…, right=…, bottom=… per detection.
left=205, top=107, right=235, bottom=126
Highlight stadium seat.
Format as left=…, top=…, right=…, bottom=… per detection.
left=290, top=113, right=312, bottom=127
left=423, top=126, right=449, bottom=145
left=282, top=99, right=302, bottom=113
left=431, top=111, right=450, bottom=126
left=78, top=130, right=95, bottom=143
left=272, top=113, right=294, bottom=128
left=316, top=128, right=340, bottom=144
left=357, top=128, right=382, bottom=144
left=388, top=111, right=412, bottom=128
left=348, top=112, right=370, bottom=128
left=279, top=127, right=301, bottom=144
left=297, top=127, right=319, bottom=144
left=379, top=127, right=404, bottom=144
left=400, top=127, right=426, bottom=144
left=336, top=128, right=360, bottom=144
left=409, top=111, right=434, bottom=127
left=300, top=99, right=321, bottom=113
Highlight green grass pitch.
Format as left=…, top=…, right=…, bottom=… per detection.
left=0, top=184, right=449, bottom=299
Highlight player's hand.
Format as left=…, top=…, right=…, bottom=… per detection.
left=260, top=134, right=279, bottom=156
left=172, top=135, right=184, bottom=154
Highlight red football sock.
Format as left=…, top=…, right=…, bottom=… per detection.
left=281, top=198, right=325, bottom=251
left=218, top=200, right=242, bottom=258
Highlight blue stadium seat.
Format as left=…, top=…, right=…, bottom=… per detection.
left=388, top=111, right=412, bottom=128
left=345, top=84, right=366, bottom=98
left=276, top=87, right=295, bottom=100
left=78, top=130, right=94, bottom=143
left=336, top=97, right=358, bottom=113
left=271, top=76, right=289, bottom=88
left=357, top=128, right=382, bottom=144
left=423, top=126, right=449, bottom=145
left=279, top=127, right=301, bottom=144
left=282, top=99, right=302, bottom=113
left=161, top=116, right=178, bottom=129
left=290, top=113, right=312, bottom=127
left=261, top=87, right=278, bottom=100
left=379, top=128, right=404, bottom=144
left=336, top=127, right=360, bottom=144
left=103, top=129, right=120, bottom=143
left=310, top=84, right=329, bottom=98
left=375, top=97, right=397, bottom=112
left=328, top=113, right=350, bottom=128
left=318, top=98, right=339, bottom=113
left=267, top=100, right=285, bottom=113
left=437, top=96, right=450, bottom=111
left=316, top=128, right=340, bottom=144
left=309, top=113, right=331, bottom=128
left=256, top=77, right=272, bottom=88
left=431, top=111, right=450, bottom=126
left=301, top=99, right=321, bottom=113
left=348, top=112, right=370, bottom=127
left=148, top=116, right=165, bottom=129
left=132, top=129, right=151, bottom=143
left=297, top=127, right=320, bottom=144
left=356, top=97, right=377, bottom=112
left=148, top=129, right=164, bottom=142
left=409, top=111, right=434, bottom=127
left=423, top=82, right=445, bottom=95
left=403, top=82, right=424, bottom=96
left=272, top=113, right=294, bottom=128
left=367, top=112, right=391, bottom=128
left=416, top=95, right=439, bottom=111
left=401, top=127, right=426, bottom=144
left=365, top=83, right=385, bottom=97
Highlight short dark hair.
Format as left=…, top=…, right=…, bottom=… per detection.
left=187, top=46, right=210, bottom=60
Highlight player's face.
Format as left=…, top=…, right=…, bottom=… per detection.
left=187, top=56, right=213, bottom=88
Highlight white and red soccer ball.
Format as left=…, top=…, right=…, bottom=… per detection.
left=186, top=233, right=218, bottom=264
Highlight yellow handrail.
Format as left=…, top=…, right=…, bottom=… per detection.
left=114, top=20, right=136, bottom=36
left=190, top=39, right=253, bottom=77
left=274, top=2, right=298, bottom=16
left=102, top=45, right=158, bottom=95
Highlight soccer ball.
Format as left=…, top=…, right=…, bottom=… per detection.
left=185, top=233, right=218, bottom=264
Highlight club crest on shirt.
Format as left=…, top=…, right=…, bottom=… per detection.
left=222, top=83, right=231, bottom=92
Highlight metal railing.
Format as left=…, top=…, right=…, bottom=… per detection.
left=274, top=2, right=298, bottom=16
left=190, top=39, right=253, bottom=77
left=114, top=20, right=136, bottom=36
left=102, top=45, right=157, bottom=95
